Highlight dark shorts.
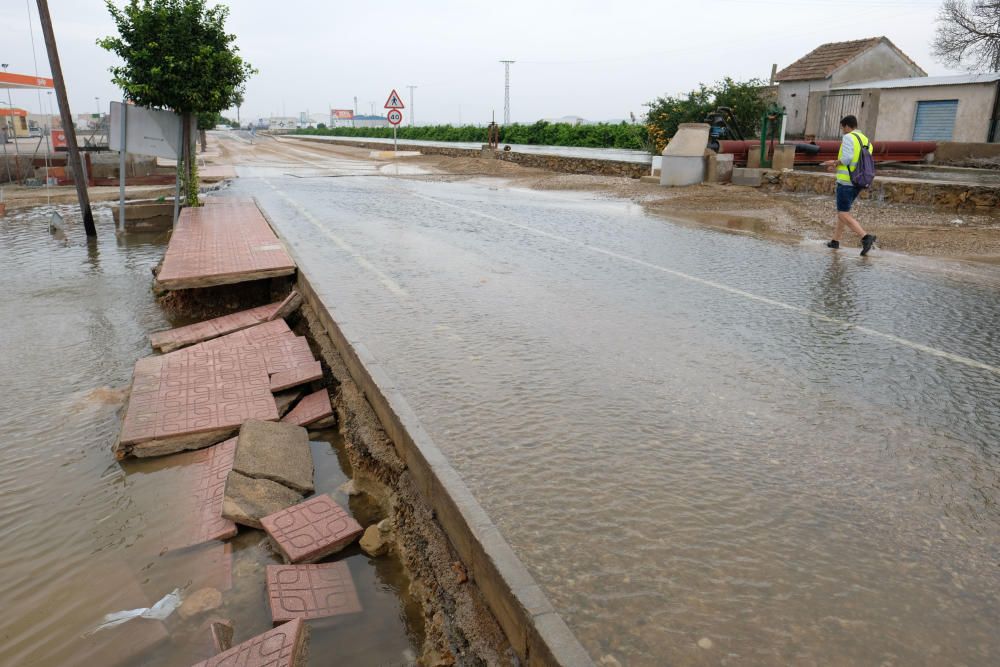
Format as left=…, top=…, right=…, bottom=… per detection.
left=836, top=183, right=861, bottom=212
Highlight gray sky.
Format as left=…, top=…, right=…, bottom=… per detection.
left=2, top=0, right=952, bottom=125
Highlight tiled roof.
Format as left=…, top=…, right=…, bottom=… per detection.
left=775, top=37, right=923, bottom=82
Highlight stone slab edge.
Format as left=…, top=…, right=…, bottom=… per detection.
left=255, top=198, right=593, bottom=667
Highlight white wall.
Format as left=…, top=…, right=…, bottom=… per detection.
left=778, top=79, right=829, bottom=135
left=831, top=42, right=925, bottom=86
left=874, top=83, right=998, bottom=142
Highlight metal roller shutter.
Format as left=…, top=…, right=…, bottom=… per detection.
left=912, top=100, right=958, bottom=141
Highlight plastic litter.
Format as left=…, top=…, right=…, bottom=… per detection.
left=88, top=588, right=182, bottom=634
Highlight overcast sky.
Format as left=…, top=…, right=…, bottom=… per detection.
left=2, top=0, right=953, bottom=125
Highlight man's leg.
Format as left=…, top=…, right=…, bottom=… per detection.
left=831, top=215, right=846, bottom=242
left=837, top=211, right=866, bottom=238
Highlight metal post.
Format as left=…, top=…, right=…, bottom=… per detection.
left=173, top=119, right=182, bottom=227
left=500, top=60, right=515, bottom=125
left=407, top=85, right=416, bottom=127
left=6, top=86, right=23, bottom=182
left=36, top=0, right=96, bottom=236
left=118, top=101, right=127, bottom=232
left=393, top=124, right=397, bottom=154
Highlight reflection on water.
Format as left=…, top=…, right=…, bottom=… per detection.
left=0, top=205, right=420, bottom=665
left=248, top=173, right=1000, bottom=666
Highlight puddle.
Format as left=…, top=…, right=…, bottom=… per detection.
left=0, top=205, right=421, bottom=665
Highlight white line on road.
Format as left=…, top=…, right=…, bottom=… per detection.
left=263, top=180, right=408, bottom=297
left=407, top=191, right=1000, bottom=377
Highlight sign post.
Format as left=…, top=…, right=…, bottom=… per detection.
left=118, top=100, right=126, bottom=232
left=383, top=89, right=405, bottom=156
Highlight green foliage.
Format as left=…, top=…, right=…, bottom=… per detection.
left=645, top=78, right=771, bottom=153
left=97, top=0, right=255, bottom=114
left=294, top=121, right=647, bottom=150
left=316, top=122, right=326, bottom=129
left=98, top=0, right=255, bottom=205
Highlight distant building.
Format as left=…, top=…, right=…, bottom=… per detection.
left=815, top=73, right=1000, bottom=142
left=0, top=107, right=29, bottom=138
left=351, top=114, right=390, bottom=129
left=775, top=37, right=925, bottom=137
left=268, top=116, right=299, bottom=131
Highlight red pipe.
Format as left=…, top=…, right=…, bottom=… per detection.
left=717, top=140, right=937, bottom=164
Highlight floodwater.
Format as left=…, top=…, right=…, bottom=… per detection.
left=0, top=204, right=420, bottom=665
left=229, top=136, right=1000, bottom=666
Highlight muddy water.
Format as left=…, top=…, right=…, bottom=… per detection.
left=243, top=163, right=1000, bottom=667
left=0, top=205, right=420, bottom=665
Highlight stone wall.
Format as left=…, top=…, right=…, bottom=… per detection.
left=777, top=170, right=1000, bottom=211
left=934, top=142, right=1000, bottom=163
left=291, top=136, right=651, bottom=178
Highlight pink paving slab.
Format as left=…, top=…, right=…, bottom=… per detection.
left=120, top=345, right=279, bottom=449
left=266, top=562, right=362, bottom=623
left=156, top=200, right=296, bottom=290
left=120, top=322, right=321, bottom=455
left=190, top=617, right=307, bottom=667
left=269, top=361, right=323, bottom=392
left=261, top=495, right=363, bottom=564
left=186, top=438, right=239, bottom=546
left=149, top=302, right=283, bottom=352
left=280, top=390, right=333, bottom=427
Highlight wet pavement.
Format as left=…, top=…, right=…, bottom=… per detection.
left=0, top=204, right=420, bottom=665
left=223, top=135, right=1000, bottom=666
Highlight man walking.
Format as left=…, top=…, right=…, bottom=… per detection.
left=822, top=115, right=877, bottom=256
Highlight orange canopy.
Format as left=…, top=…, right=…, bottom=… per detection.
left=0, top=72, right=54, bottom=90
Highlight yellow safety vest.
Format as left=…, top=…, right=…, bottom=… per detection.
left=836, top=131, right=871, bottom=186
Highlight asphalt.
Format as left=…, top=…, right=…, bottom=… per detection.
left=221, top=134, right=1000, bottom=666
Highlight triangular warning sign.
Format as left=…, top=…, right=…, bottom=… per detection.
left=383, top=89, right=405, bottom=109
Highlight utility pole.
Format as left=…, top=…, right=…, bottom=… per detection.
left=500, top=60, right=514, bottom=125
left=36, top=0, right=95, bottom=236
left=407, top=85, right=416, bottom=126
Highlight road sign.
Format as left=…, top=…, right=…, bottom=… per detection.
left=387, top=109, right=403, bottom=125
left=384, top=89, right=405, bottom=109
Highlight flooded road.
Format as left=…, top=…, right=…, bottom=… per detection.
left=225, top=135, right=1000, bottom=666
left=0, top=204, right=419, bottom=665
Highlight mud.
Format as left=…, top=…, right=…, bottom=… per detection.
left=256, top=138, right=1000, bottom=262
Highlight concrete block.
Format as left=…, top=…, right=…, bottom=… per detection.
left=234, top=420, right=314, bottom=494
left=663, top=123, right=710, bottom=157
left=659, top=156, right=705, bottom=187
left=732, top=167, right=765, bottom=187
left=705, top=153, right=734, bottom=184
left=639, top=175, right=660, bottom=185
left=747, top=145, right=762, bottom=169
left=222, top=470, right=303, bottom=529
left=773, top=144, right=796, bottom=171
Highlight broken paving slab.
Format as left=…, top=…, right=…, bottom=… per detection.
left=274, top=389, right=304, bottom=417
left=261, top=494, right=363, bottom=564
left=118, top=321, right=322, bottom=459
left=183, top=438, right=239, bottom=547
left=234, top=420, right=314, bottom=494
left=266, top=562, right=362, bottom=623
left=155, top=200, right=296, bottom=290
left=149, top=301, right=290, bottom=353
left=222, top=470, right=304, bottom=529
left=269, top=360, right=323, bottom=392
left=281, top=389, right=333, bottom=427
left=190, top=617, right=308, bottom=667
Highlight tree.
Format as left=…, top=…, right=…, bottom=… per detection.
left=645, top=78, right=770, bottom=153
left=932, top=1, right=1000, bottom=71
left=98, top=0, right=255, bottom=205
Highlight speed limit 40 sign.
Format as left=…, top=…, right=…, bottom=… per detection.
left=387, top=109, right=403, bottom=125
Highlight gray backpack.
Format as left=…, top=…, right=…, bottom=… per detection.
left=850, top=132, right=875, bottom=189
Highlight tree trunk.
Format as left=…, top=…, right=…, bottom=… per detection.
left=181, top=112, right=199, bottom=206
left=200, top=128, right=207, bottom=152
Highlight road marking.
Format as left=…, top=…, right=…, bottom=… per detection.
left=263, top=180, right=407, bottom=297
left=407, top=191, right=1000, bottom=377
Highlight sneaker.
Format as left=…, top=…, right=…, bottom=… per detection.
left=826, top=240, right=840, bottom=249
left=860, top=234, right=877, bottom=256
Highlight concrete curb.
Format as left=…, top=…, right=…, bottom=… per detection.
left=255, top=198, right=594, bottom=666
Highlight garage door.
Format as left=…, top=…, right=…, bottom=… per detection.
left=912, top=100, right=958, bottom=141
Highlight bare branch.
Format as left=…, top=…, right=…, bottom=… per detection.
left=933, top=0, right=1000, bottom=71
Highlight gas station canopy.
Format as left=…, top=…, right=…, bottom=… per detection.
left=0, top=71, right=54, bottom=90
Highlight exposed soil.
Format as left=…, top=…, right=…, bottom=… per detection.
left=254, top=137, right=1000, bottom=262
